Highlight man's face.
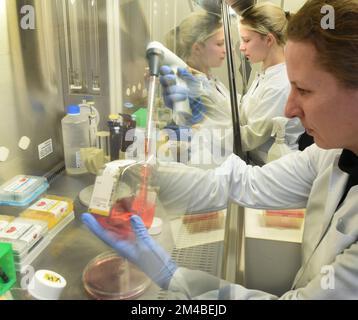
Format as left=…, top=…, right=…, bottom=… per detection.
left=285, top=41, right=358, bottom=153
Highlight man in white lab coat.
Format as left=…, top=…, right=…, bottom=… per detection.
left=82, top=0, right=358, bottom=299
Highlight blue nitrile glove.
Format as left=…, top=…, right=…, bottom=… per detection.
left=159, top=65, right=187, bottom=109
left=81, top=213, right=177, bottom=290
left=160, top=66, right=207, bottom=124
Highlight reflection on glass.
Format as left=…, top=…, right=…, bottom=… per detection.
left=192, top=0, right=222, bottom=14
left=88, top=0, right=101, bottom=93
left=161, top=10, right=234, bottom=167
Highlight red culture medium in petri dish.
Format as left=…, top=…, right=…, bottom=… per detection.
left=82, top=251, right=151, bottom=300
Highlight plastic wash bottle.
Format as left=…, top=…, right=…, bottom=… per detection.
left=267, top=117, right=292, bottom=162
left=61, top=105, right=91, bottom=174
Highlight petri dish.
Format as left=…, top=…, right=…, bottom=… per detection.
left=82, top=251, right=151, bottom=300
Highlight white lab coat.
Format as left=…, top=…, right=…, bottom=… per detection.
left=239, top=63, right=304, bottom=165
left=174, top=73, right=234, bottom=168
left=164, top=144, right=358, bottom=299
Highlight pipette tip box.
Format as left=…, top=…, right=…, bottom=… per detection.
left=0, top=175, right=49, bottom=207
left=20, top=195, right=74, bottom=230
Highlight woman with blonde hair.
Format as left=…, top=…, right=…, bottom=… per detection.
left=237, top=2, right=304, bottom=164
left=161, top=10, right=233, bottom=167
left=162, top=3, right=304, bottom=165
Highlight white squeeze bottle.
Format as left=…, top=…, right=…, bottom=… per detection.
left=267, top=117, right=292, bottom=162
left=61, top=105, right=91, bottom=175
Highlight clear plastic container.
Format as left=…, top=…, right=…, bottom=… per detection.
left=0, top=215, right=14, bottom=223
left=0, top=216, right=14, bottom=233
left=0, top=175, right=49, bottom=207
left=182, top=211, right=225, bottom=234
left=61, top=105, right=91, bottom=175
left=0, top=218, right=48, bottom=256
left=82, top=251, right=151, bottom=300
left=90, top=162, right=157, bottom=240
left=95, top=187, right=156, bottom=240
left=20, top=195, right=74, bottom=230
left=263, top=209, right=305, bottom=229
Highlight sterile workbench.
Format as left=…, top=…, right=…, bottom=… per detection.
left=9, top=172, right=225, bottom=300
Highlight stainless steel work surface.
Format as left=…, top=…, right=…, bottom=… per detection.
left=10, top=172, right=225, bottom=300
left=13, top=173, right=167, bottom=300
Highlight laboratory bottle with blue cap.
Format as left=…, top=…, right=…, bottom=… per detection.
left=61, top=105, right=91, bottom=175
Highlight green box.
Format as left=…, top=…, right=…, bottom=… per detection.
left=0, top=243, right=16, bottom=295
left=133, top=108, right=147, bottom=128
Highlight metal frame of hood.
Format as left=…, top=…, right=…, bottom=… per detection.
left=221, top=1, right=246, bottom=160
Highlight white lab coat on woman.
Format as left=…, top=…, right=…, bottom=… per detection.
left=159, top=144, right=358, bottom=299
left=172, top=72, right=233, bottom=168
left=239, top=63, right=304, bottom=165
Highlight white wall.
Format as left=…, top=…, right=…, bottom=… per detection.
left=283, top=0, right=306, bottom=13
left=257, top=0, right=306, bottom=13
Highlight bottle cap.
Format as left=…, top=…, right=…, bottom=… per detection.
left=28, top=270, right=66, bottom=300
left=108, top=114, right=120, bottom=121
left=67, top=105, right=80, bottom=115
left=124, top=102, right=134, bottom=109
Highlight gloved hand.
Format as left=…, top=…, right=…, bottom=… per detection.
left=81, top=213, right=177, bottom=290
left=160, top=65, right=207, bottom=124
